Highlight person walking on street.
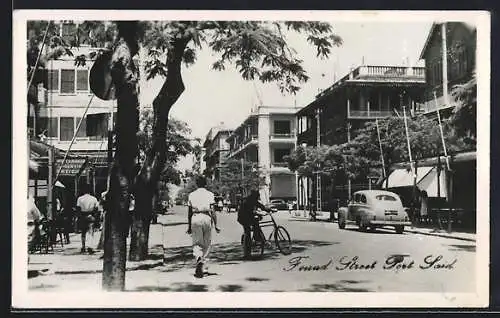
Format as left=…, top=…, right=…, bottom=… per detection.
left=187, top=176, right=220, bottom=278
left=76, top=184, right=99, bottom=254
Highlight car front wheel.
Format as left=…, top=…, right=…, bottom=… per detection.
left=395, top=225, right=404, bottom=234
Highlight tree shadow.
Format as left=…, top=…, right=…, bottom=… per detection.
left=162, top=222, right=188, bottom=227
left=447, top=244, right=476, bottom=252
left=246, top=277, right=270, bottom=282
left=344, top=228, right=400, bottom=235
left=218, top=284, right=244, bottom=292
left=161, top=240, right=337, bottom=273
left=299, top=281, right=373, bottom=292
left=132, top=282, right=209, bottom=292
left=29, top=284, right=59, bottom=290
left=146, top=244, right=165, bottom=260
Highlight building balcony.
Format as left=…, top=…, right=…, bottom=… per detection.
left=419, top=94, right=456, bottom=114
left=270, top=162, right=293, bottom=174
left=46, top=137, right=107, bottom=152
left=352, top=65, right=426, bottom=81
left=347, top=110, right=394, bottom=119
left=269, top=133, right=296, bottom=143
left=228, top=135, right=258, bottom=158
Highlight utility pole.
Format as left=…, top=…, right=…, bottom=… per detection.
left=441, top=23, right=450, bottom=108
left=47, top=147, right=54, bottom=220
left=315, top=108, right=322, bottom=212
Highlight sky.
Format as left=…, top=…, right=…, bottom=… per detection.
left=138, top=21, right=433, bottom=171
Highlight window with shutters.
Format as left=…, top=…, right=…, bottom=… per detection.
left=60, top=117, right=74, bottom=141
left=60, top=69, right=75, bottom=94
left=76, top=69, right=89, bottom=91
left=75, top=117, right=87, bottom=137
left=48, top=70, right=59, bottom=91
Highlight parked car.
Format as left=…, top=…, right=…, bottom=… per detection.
left=269, top=199, right=288, bottom=211
left=337, top=190, right=411, bottom=234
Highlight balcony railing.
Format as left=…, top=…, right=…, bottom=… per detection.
left=348, top=110, right=394, bottom=119
left=420, top=95, right=456, bottom=114
left=269, top=133, right=295, bottom=140
left=228, top=135, right=258, bottom=157
left=272, top=162, right=289, bottom=168
left=353, top=65, right=426, bottom=80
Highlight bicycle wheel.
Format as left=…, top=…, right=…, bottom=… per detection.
left=274, top=226, right=292, bottom=255
left=253, top=230, right=265, bottom=258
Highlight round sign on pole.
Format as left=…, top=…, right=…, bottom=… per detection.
left=90, top=50, right=116, bottom=101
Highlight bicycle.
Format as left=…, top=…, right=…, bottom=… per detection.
left=240, top=210, right=292, bottom=258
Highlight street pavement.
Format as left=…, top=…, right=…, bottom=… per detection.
left=28, top=205, right=476, bottom=292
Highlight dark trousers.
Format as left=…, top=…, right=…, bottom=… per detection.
left=242, top=219, right=264, bottom=257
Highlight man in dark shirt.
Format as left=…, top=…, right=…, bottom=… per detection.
left=237, top=190, right=271, bottom=259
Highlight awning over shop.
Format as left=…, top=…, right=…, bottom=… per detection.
left=417, top=167, right=448, bottom=198
left=382, top=166, right=448, bottom=198
left=382, top=166, right=433, bottom=188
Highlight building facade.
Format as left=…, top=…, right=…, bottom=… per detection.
left=419, top=22, right=476, bottom=114
left=226, top=106, right=300, bottom=203
left=296, top=64, right=427, bottom=211
left=203, top=123, right=233, bottom=181
left=33, top=21, right=116, bottom=199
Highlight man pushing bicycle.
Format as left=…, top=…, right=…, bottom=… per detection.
left=237, top=190, right=272, bottom=259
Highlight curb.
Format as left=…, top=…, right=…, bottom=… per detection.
left=28, top=260, right=165, bottom=276
left=404, top=228, right=476, bottom=242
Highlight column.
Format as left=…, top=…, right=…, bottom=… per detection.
left=367, top=93, right=371, bottom=117
left=346, top=96, right=351, bottom=119
left=378, top=91, right=382, bottom=113
left=258, top=114, right=271, bottom=201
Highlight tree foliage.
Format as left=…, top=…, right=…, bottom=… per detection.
left=140, top=21, right=342, bottom=94
left=137, top=108, right=193, bottom=173
left=450, top=73, right=477, bottom=145
left=208, top=158, right=266, bottom=198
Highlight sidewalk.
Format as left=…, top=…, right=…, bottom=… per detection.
left=403, top=226, right=476, bottom=242
left=288, top=210, right=475, bottom=242
left=28, top=224, right=165, bottom=277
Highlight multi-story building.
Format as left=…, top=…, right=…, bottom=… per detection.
left=34, top=21, right=116, bottom=199
left=202, top=122, right=233, bottom=180
left=226, top=106, right=300, bottom=203
left=296, top=64, right=427, bottom=210
left=419, top=22, right=476, bottom=115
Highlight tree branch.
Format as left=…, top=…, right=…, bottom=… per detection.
left=137, top=37, right=190, bottom=190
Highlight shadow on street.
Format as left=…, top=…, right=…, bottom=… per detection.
left=298, top=280, right=373, bottom=292
left=132, top=282, right=209, bottom=292
left=161, top=240, right=339, bottom=272
left=447, top=244, right=475, bottom=252
left=343, top=228, right=403, bottom=235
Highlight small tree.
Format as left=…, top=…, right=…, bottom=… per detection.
left=209, top=158, right=265, bottom=202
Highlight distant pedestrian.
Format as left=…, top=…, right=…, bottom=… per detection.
left=76, top=184, right=99, bottom=254
left=420, top=190, right=429, bottom=223
left=187, top=176, right=220, bottom=278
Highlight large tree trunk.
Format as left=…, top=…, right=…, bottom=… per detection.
left=128, top=38, right=189, bottom=261
left=102, top=22, right=140, bottom=291
left=128, top=187, right=153, bottom=261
